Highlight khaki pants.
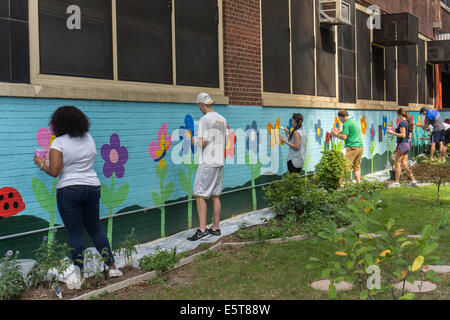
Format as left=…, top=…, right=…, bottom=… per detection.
left=345, top=147, right=364, bottom=172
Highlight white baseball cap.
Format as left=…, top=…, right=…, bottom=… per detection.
left=196, top=92, right=215, bottom=105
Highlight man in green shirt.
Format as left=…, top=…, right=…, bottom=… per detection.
left=331, top=109, right=364, bottom=184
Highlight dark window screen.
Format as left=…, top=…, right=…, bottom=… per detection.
left=356, top=10, right=370, bottom=100
left=262, top=0, right=290, bottom=93
left=175, top=0, right=219, bottom=88
left=372, top=45, right=385, bottom=101
left=338, top=0, right=356, bottom=103
left=408, top=44, right=417, bottom=104
left=398, top=46, right=409, bottom=106
left=117, top=0, right=172, bottom=84
left=385, top=47, right=396, bottom=102
left=418, top=39, right=425, bottom=104
left=291, top=0, right=315, bottom=95
left=426, top=63, right=434, bottom=105
left=39, top=0, right=113, bottom=79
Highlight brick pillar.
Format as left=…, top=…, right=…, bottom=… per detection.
left=0, top=0, right=30, bottom=83
left=223, top=0, right=262, bottom=106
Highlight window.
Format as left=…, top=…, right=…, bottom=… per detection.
left=261, top=0, right=316, bottom=95
left=39, top=0, right=114, bottom=79
left=418, top=39, right=426, bottom=104
left=337, top=0, right=356, bottom=103
left=116, top=0, right=172, bottom=84
left=372, top=45, right=385, bottom=101
left=356, top=10, right=370, bottom=100
left=36, top=0, right=221, bottom=89
left=426, top=63, right=434, bottom=105
left=385, top=47, right=397, bottom=102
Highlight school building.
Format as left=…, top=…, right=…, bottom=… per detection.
left=0, top=0, right=449, bottom=257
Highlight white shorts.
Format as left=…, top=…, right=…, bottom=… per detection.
left=193, top=166, right=224, bottom=199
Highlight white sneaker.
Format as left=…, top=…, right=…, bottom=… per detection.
left=108, top=268, right=123, bottom=278
left=408, top=181, right=418, bottom=187
left=388, top=182, right=401, bottom=188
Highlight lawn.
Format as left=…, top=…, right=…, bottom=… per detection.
left=93, top=185, right=450, bottom=300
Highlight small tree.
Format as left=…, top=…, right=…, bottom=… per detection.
left=412, top=158, right=450, bottom=202
left=314, top=150, right=350, bottom=190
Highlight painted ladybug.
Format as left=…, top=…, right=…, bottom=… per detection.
left=0, top=187, right=26, bottom=218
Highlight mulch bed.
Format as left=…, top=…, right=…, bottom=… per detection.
left=19, top=220, right=275, bottom=300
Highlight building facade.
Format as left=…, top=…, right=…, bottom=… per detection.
left=0, top=0, right=449, bottom=257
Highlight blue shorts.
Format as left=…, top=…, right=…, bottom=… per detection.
left=396, top=142, right=411, bottom=155
left=431, top=130, right=445, bottom=144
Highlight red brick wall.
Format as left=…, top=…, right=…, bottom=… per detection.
left=441, top=6, right=450, bottom=33
left=223, top=0, right=262, bottom=106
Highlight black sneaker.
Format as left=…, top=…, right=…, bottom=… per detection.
left=208, top=228, right=221, bottom=236
left=187, top=229, right=210, bottom=241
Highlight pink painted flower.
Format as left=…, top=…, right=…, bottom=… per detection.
left=224, top=126, right=237, bottom=159
left=36, top=125, right=55, bottom=166
left=149, top=123, right=173, bottom=169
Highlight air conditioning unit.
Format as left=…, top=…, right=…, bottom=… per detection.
left=427, top=40, right=450, bottom=64
left=319, top=0, right=352, bottom=25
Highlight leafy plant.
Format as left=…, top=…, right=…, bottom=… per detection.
left=140, top=246, right=180, bottom=276
left=27, top=237, right=71, bottom=289
left=74, top=247, right=111, bottom=288
left=306, top=191, right=447, bottom=300
left=115, top=228, right=139, bottom=267
left=314, top=150, right=350, bottom=190
left=412, top=157, right=450, bottom=202
left=0, top=251, right=27, bottom=300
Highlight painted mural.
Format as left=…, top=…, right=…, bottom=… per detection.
left=0, top=96, right=448, bottom=258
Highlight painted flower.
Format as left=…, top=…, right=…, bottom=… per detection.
left=179, top=114, right=197, bottom=156
left=149, top=123, right=173, bottom=169
left=325, top=131, right=332, bottom=145
left=224, top=126, right=237, bottom=159
left=333, top=116, right=341, bottom=132
left=286, top=118, right=294, bottom=135
left=268, top=119, right=282, bottom=148
left=382, top=116, right=388, bottom=135
left=314, top=120, right=323, bottom=145
left=370, top=124, right=375, bottom=142
left=101, top=134, right=129, bottom=179
left=246, top=121, right=260, bottom=153
left=36, top=125, right=56, bottom=166
left=360, top=116, right=367, bottom=135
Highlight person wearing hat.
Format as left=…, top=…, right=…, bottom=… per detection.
left=416, top=107, right=446, bottom=159
left=187, top=93, right=228, bottom=241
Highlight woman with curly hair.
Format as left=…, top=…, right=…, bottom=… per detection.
left=33, top=106, right=122, bottom=287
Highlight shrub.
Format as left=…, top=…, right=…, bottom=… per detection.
left=314, top=150, right=350, bottom=190
left=27, top=237, right=71, bottom=289
left=306, top=191, right=447, bottom=300
left=412, top=158, right=450, bottom=202
left=0, top=250, right=27, bottom=300
left=140, top=246, right=180, bottom=275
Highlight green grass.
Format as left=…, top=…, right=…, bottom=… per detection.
left=96, top=185, right=449, bottom=300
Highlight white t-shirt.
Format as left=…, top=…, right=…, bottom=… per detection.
left=50, top=133, right=101, bottom=189
left=197, top=112, right=228, bottom=167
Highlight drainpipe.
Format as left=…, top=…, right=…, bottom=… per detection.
left=433, top=0, right=442, bottom=110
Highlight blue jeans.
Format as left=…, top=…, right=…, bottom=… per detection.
left=56, top=185, right=114, bottom=271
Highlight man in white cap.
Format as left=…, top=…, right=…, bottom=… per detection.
left=188, top=93, right=228, bottom=241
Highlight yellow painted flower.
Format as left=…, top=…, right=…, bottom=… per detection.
left=335, top=251, right=348, bottom=257
left=333, top=116, right=341, bottom=132
left=360, top=115, right=367, bottom=135
left=411, top=255, right=424, bottom=272
left=268, top=118, right=283, bottom=148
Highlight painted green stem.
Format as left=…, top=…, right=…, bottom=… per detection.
left=107, top=173, right=116, bottom=246
left=47, top=178, right=57, bottom=244
left=160, top=172, right=165, bottom=238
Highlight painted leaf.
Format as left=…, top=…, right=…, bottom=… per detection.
left=152, top=191, right=162, bottom=206
left=163, top=182, right=174, bottom=202
left=110, top=183, right=129, bottom=208
left=32, top=177, right=56, bottom=214
left=101, top=183, right=114, bottom=207
left=178, top=169, right=190, bottom=193
left=411, top=255, right=424, bottom=272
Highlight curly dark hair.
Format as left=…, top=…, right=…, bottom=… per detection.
left=50, top=106, right=90, bottom=137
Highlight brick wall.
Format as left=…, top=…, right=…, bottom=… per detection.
left=441, top=6, right=450, bottom=33
left=223, top=0, right=262, bottom=106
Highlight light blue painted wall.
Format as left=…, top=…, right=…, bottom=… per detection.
left=0, top=97, right=444, bottom=227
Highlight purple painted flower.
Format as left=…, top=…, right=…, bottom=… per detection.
left=101, top=134, right=129, bottom=179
